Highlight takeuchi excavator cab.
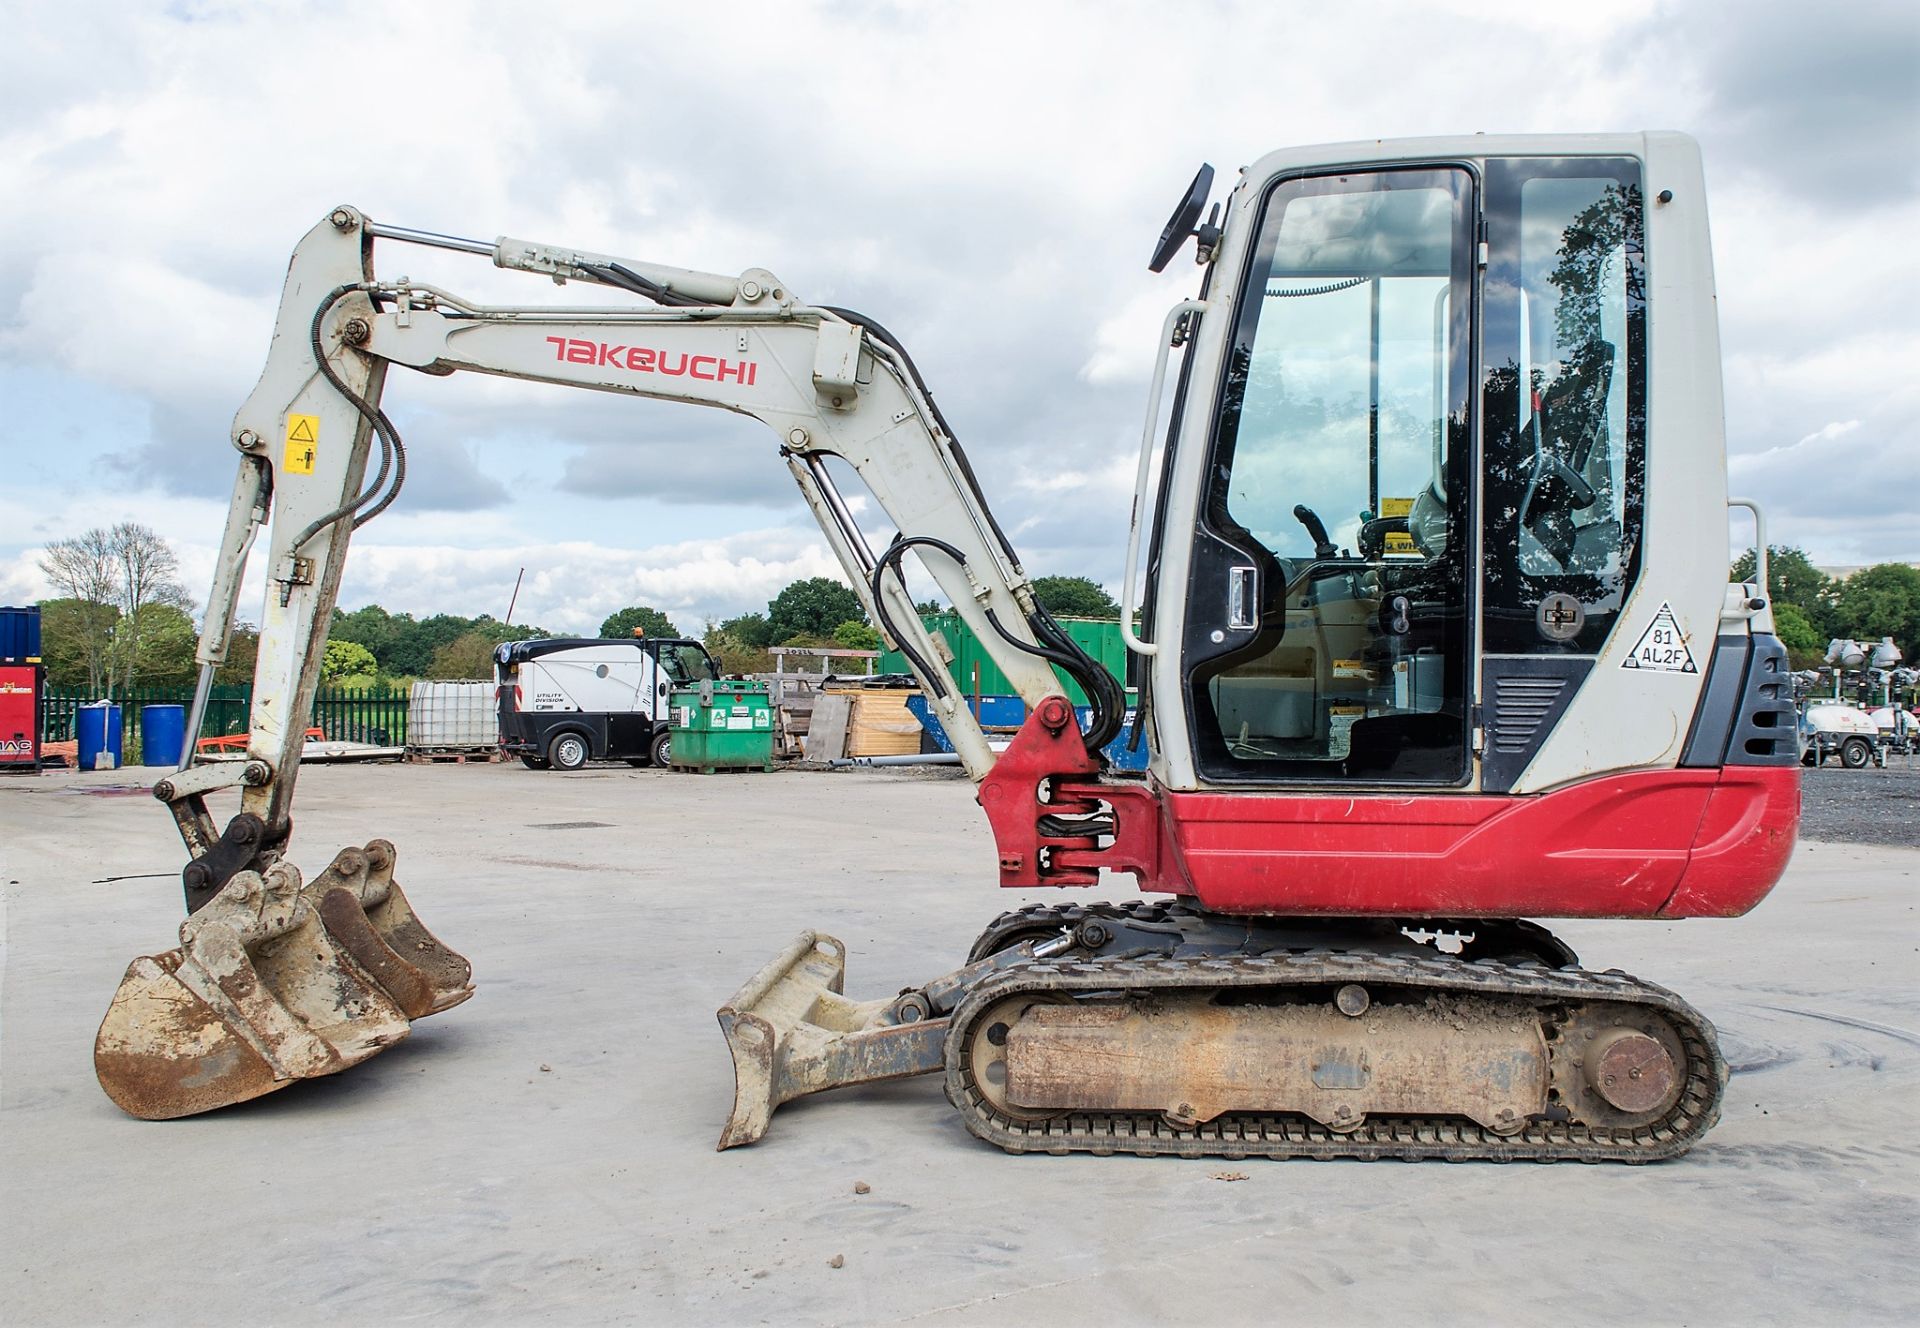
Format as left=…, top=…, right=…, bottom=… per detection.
left=1098, top=135, right=1796, bottom=924
left=1148, top=139, right=1718, bottom=800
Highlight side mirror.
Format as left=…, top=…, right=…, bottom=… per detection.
left=1148, top=164, right=1215, bottom=273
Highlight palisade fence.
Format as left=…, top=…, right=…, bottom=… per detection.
left=43, top=684, right=416, bottom=753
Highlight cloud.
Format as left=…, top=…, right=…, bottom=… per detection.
left=389, top=433, right=513, bottom=513
left=1, top=0, right=1915, bottom=628
left=1630, top=0, right=1920, bottom=206
left=1729, top=403, right=1920, bottom=534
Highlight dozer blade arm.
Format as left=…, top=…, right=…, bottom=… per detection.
left=716, top=931, right=1050, bottom=1149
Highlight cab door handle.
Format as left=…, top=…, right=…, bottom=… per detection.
left=1228, top=566, right=1257, bottom=629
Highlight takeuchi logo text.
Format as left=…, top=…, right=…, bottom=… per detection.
left=546, top=337, right=758, bottom=385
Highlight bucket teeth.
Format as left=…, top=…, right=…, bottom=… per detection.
left=94, top=842, right=471, bottom=1120
left=716, top=931, right=947, bottom=1150
left=302, top=840, right=474, bottom=1019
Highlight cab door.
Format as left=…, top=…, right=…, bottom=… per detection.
left=1179, top=165, right=1477, bottom=785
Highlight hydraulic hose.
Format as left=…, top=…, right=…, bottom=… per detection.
left=285, top=284, right=408, bottom=556
left=869, top=536, right=961, bottom=703
left=870, top=536, right=1124, bottom=758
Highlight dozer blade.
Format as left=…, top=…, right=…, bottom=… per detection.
left=93, top=844, right=470, bottom=1121
left=301, top=841, right=473, bottom=1020
left=716, top=931, right=947, bottom=1150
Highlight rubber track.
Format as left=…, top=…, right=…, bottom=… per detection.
left=944, top=951, right=1726, bottom=1163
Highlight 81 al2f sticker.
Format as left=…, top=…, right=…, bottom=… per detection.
left=1621, top=601, right=1696, bottom=673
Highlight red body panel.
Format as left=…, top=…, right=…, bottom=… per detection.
left=978, top=705, right=1798, bottom=922
left=0, top=663, right=40, bottom=767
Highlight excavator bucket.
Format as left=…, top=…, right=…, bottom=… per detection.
left=94, top=843, right=472, bottom=1120
left=300, top=840, right=474, bottom=1021
left=716, top=931, right=947, bottom=1149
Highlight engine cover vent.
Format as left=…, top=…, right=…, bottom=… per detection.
left=1491, top=677, right=1566, bottom=752
left=1480, top=656, right=1592, bottom=792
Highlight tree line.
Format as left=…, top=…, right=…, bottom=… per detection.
left=33, top=522, right=1129, bottom=693
left=1732, top=547, right=1920, bottom=667
left=58, top=522, right=1900, bottom=693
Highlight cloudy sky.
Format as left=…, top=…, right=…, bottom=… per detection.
left=2, top=0, right=1914, bottom=634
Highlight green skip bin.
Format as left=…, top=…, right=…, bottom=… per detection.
left=670, top=680, right=776, bottom=774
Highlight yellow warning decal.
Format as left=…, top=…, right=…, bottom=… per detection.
left=1384, top=530, right=1417, bottom=555
left=1379, top=496, right=1414, bottom=518
left=283, top=414, right=319, bottom=475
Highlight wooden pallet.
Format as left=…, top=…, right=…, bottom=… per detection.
left=670, top=761, right=777, bottom=776
left=405, top=747, right=503, bottom=764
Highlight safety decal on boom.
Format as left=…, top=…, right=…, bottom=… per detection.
left=283, top=414, right=319, bottom=475
left=1621, top=601, right=1696, bottom=673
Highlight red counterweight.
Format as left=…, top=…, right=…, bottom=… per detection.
left=978, top=706, right=1798, bottom=922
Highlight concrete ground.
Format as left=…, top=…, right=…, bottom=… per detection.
left=3, top=760, right=1916, bottom=1326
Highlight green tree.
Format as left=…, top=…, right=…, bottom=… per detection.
left=1832, top=563, right=1920, bottom=663
left=332, top=605, right=546, bottom=677
left=398, top=614, right=486, bottom=675
left=128, top=604, right=199, bottom=687
left=703, top=628, right=773, bottom=676
left=767, top=577, right=865, bottom=642
left=428, top=630, right=503, bottom=680
left=331, top=604, right=409, bottom=670
left=215, top=625, right=259, bottom=686
left=39, top=522, right=192, bottom=695
left=718, top=612, right=773, bottom=647
left=1030, top=575, right=1120, bottom=618
left=833, top=620, right=881, bottom=651
left=322, top=639, right=377, bottom=681
left=600, top=605, right=682, bottom=640
left=38, top=598, right=118, bottom=690
left=1769, top=602, right=1823, bottom=658
left=1731, top=546, right=1836, bottom=639
left=466, top=615, right=545, bottom=647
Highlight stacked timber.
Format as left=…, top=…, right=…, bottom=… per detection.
left=820, top=684, right=922, bottom=758
left=751, top=672, right=924, bottom=760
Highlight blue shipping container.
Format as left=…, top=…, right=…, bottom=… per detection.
left=0, top=606, right=41, bottom=661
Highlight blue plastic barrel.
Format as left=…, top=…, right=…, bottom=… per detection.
left=141, top=704, right=187, bottom=767
left=77, top=702, right=123, bottom=770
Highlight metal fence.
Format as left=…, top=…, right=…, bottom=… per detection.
left=43, top=684, right=414, bottom=750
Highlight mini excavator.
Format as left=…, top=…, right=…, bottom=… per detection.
left=98, top=132, right=1798, bottom=1161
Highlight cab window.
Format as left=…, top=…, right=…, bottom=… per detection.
left=1481, top=158, right=1646, bottom=653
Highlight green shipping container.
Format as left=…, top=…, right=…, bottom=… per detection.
left=876, top=614, right=1128, bottom=706
left=669, top=680, right=775, bottom=773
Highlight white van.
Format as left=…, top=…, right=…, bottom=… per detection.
left=494, top=637, right=718, bottom=770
